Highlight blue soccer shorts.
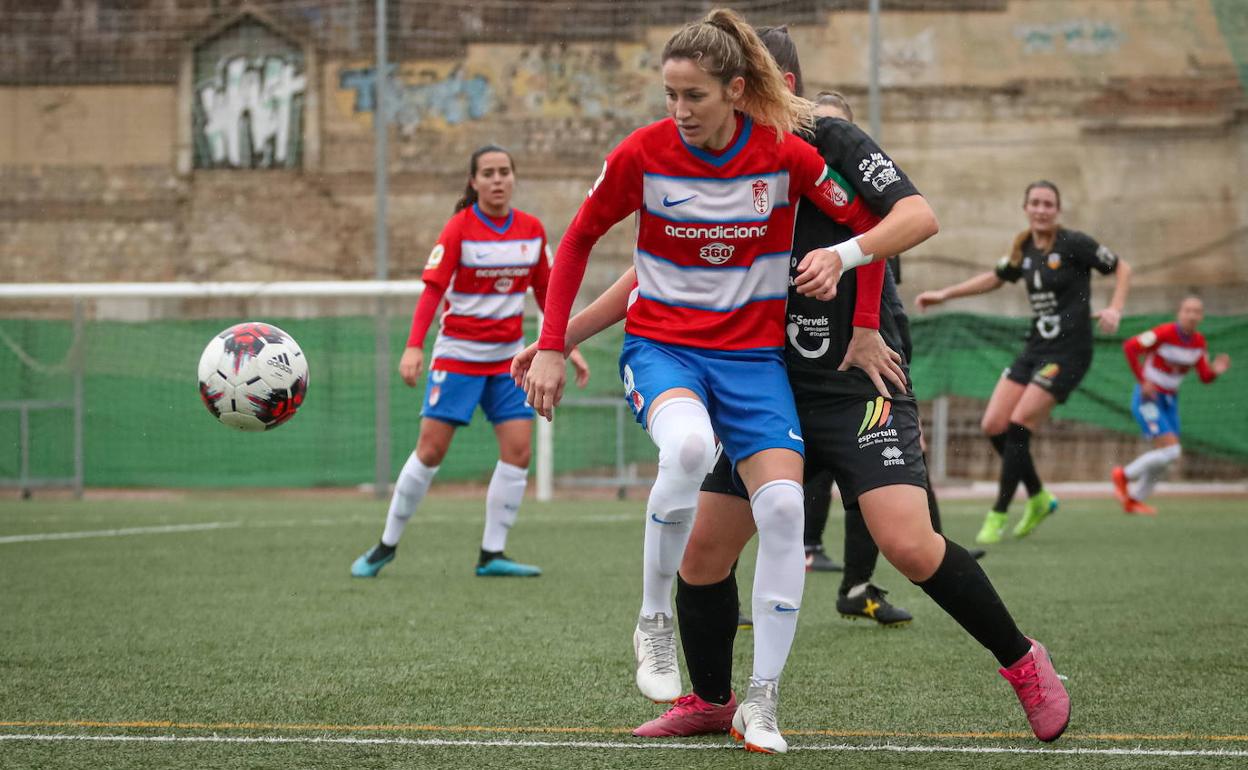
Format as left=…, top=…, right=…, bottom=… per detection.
left=618, top=334, right=804, bottom=464
left=1131, top=384, right=1180, bottom=439
left=421, top=369, right=533, bottom=426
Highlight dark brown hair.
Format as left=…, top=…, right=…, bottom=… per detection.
left=756, top=25, right=803, bottom=98
left=454, top=144, right=514, bottom=214
left=1008, top=180, right=1063, bottom=266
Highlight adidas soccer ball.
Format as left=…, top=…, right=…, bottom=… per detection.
left=197, top=322, right=309, bottom=431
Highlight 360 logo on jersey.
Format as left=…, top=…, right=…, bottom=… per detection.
left=699, top=242, right=734, bottom=265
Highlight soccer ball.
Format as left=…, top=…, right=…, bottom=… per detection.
left=197, top=322, right=309, bottom=431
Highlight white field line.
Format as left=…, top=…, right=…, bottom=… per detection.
left=0, top=521, right=241, bottom=544
left=0, top=733, right=1245, bottom=758
left=0, top=512, right=639, bottom=545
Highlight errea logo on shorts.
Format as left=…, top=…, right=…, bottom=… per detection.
left=881, top=446, right=905, bottom=466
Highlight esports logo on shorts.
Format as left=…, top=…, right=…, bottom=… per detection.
left=857, top=396, right=899, bottom=450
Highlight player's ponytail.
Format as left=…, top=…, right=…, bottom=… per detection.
left=454, top=144, right=515, bottom=214
left=662, top=8, right=813, bottom=140
left=1007, top=228, right=1031, bottom=268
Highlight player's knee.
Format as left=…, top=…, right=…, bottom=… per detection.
left=680, top=536, right=735, bottom=583
left=753, top=481, right=804, bottom=542
left=981, top=415, right=1006, bottom=437
left=1161, top=443, right=1181, bottom=464
left=416, top=438, right=449, bottom=467
left=500, top=443, right=531, bottom=468
left=881, top=537, right=941, bottom=581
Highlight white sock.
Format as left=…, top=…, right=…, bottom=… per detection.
left=381, top=453, right=439, bottom=547
left=1126, top=445, right=1180, bottom=501
left=750, top=479, right=806, bottom=683
left=482, top=460, right=528, bottom=552
left=640, top=398, right=716, bottom=618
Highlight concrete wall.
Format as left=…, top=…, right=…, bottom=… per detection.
left=2, top=1, right=1246, bottom=315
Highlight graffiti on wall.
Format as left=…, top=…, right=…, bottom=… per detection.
left=879, top=28, right=935, bottom=83
left=1015, top=20, right=1122, bottom=56
left=195, top=54, right=306, bottom=168
left=338, top=64, right=493, bottom=133
left=502, top=44, right=654, bottom=119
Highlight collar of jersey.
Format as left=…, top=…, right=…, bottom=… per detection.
left=678, top=113, right=752, bottom=168
left=472, top=203, right=513, bottom=235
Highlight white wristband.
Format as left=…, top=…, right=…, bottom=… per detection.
left=828, top=237, right=873, bottom=271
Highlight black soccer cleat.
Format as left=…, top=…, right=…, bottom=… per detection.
left=804, top=545, right=843, bottom=572
left=836, top=584, right=913, bottom=627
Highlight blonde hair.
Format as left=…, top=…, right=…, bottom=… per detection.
left=662, top=8, right=814, bottom=139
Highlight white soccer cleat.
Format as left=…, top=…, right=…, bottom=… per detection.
left=633, top=612, right=681, bottom=703
left=730, top=680, right=787, bottom=754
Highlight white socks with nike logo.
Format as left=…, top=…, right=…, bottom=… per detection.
left=641, top=397, right=716, bottom=618
left=750, top=479, right=806, bottom=682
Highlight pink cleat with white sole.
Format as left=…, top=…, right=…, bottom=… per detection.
left=1000, top=638, right=1071, bottom=742
left=632, top=692, right=736, bottom=737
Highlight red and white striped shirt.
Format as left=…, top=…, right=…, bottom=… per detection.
left=1123, top=321, right=1217, bottom=395
left=538, top=114, right=877, bottom=353
left=408, top=204, right=550, bottom=375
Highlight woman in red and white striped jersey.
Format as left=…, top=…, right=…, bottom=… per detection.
left=351, top=145, right=589, bottom=579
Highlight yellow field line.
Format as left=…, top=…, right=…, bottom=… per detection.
left=2, top=719, right=1246, bottom=743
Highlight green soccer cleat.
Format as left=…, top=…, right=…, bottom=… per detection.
left=475, top=555, right=542, bottom=577
left=1013, top=490, right=1058, bottom=539
left=975, top=511, right=1009, bottom=544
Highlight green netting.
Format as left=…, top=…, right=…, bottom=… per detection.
left=1, top=312, right=1244, bottom=488
left=909, top=313, right=1248, bottom=462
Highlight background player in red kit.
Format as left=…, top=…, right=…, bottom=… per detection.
left=1113, top=296, right=1230, bottom=514
left=351, top=145, right=588, bottom=579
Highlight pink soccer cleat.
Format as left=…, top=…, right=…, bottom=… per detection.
left=1000, top=638, right=1071, bottom=742
left=632, top=692, right=736, bottom=738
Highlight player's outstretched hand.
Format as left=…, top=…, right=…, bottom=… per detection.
left=398, top=346, right=424, bottom=387
left=511, top=342, right=539, bottom=387
left=914, top=290, right=944, bottom=312
left=1213, top=353, right=1231, bottom=376
left=524, top=349, right=567, bottom=421
left=795, top=248, right=843, bottom=300
left=1094, top=307, right=1121, bottom=334
left=839, top=327, right=907, bottom=398
left=569, top=347, right=591, bottom=388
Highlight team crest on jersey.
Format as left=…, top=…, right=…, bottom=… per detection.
left=699, top=242, right=734, bottom=265
left=427, top=243, right=445, bottom=269
left=752, top=180, right=770, bottom=215
left=826, top=179, right=849, bottom=207
left=494, top=277, right=515, bottom=292
left=1047, top=252, right=1062, bottom=270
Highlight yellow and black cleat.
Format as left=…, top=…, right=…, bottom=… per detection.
left=836, top=584, right=913, bottom=628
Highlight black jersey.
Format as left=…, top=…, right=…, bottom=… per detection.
left=786, top=117, right=920, bottom=396
left=994, top=228, right=1118, bottom=356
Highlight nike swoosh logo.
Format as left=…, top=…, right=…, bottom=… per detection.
left=650, top=513, right=678, bottom=525
left=774, top=603, right=800, bottom=613
left=788, top=428, right=804, bottom=443
left=662, top=194, right=697, bottom=207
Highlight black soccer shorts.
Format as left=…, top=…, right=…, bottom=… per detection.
left=701, top=391, right=927, bottom=501
left=1004, top=347, right=1093, bottom=404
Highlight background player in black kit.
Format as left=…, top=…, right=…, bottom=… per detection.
left=633, top=28, right=1071, bottom=748
left=917, top=180, right=1132, bottom=545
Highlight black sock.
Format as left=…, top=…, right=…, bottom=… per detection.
left=923, top=455, right=943, bottom=534
left=989, top=431, right=1007, bottom=457
left=993, top=423, right=1036, bottom=512
left=478, top=548, right=502, bottom=566
left=675, top=573, right=737, bottom=705
left=839, top=500, right=878, bottom=594
left=803, top=472, right=833, bottom=549
left=369, top=542, right=396, bottom=563
left=916, top=537, right=1031, bottom=667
